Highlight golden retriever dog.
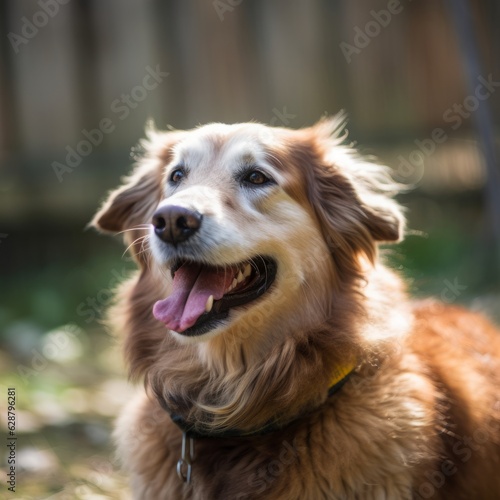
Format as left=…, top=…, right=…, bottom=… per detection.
left=92, top=116, right=500, bottom=499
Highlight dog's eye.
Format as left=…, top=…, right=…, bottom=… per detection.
left=242, top=170, right=272, bottom=186
left=169, top=168, right=185, bottom=184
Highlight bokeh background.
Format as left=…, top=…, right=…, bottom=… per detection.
left=1, top=0, right=499, bottom=498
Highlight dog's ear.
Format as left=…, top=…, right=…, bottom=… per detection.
left=299, top=115, right=405, bottom=267
left=91, top=128, right=182, bottom=233
left=91, top=162, right=161, bottom=234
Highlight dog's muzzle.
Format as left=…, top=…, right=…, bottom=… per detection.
left=150, top=204, right=278, bottom=337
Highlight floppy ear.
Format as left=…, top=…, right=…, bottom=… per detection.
left=92, top=162, right=162, bottom=233
left=356, top=185, right=404, bottom=243
left=91, top=128, right=183, bottom=233
left=299, top=115, right=405, bottom=269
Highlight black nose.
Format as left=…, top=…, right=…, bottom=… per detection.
left=152, top=205, right=202, bottom=245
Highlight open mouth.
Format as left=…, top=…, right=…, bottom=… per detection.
left=153, top=256, right=277, bottom=336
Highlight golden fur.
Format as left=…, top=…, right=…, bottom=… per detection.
left=92, top=116, right=500, bottom=499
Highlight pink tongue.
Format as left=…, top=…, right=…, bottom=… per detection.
left=153, top=262, right=236, bottom=332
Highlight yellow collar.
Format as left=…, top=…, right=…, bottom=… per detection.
left=161, top=360, right=358, bottom=441
left=327, top=359, right=357, bottom=396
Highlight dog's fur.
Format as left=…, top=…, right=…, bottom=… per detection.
left=92, top=117, right=500, bottom=499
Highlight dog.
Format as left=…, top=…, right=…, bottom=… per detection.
left=92, top=116, right=500, bottom=499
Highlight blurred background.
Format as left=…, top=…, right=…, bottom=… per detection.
left=0, top=0, right=499, bottom=498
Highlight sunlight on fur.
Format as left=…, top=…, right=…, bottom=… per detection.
left=92, top=115, right=500, bottom=499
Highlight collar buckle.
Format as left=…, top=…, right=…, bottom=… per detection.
left=176, top=432, right=195, bottom=484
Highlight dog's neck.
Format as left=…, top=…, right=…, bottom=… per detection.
left=135, top=263, right=410, bottom=436
left=146, top=286, right=367, bottom=436
left=155, top=356, right=358, bottom=438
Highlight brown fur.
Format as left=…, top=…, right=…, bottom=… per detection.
left=92, top=117, right=500, bottom=499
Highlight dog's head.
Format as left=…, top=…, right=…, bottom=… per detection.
left=92, top=116, right=404, bottom=344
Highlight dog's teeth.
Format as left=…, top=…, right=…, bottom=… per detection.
left=237, top=271, right=244, bottom=283
left=243, top=264, right=251, bottom=278
left=205, top=295, right=214, bottom=313
left=232, top=278, right=238, bottom=288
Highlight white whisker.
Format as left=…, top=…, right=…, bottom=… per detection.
left=122, top=234, right=149, bottom=259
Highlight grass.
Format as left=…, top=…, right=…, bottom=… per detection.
left=0, top=321, right=133, bottom=499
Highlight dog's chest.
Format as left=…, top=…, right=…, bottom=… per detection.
left=186, top=411, right=422, bottom=500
